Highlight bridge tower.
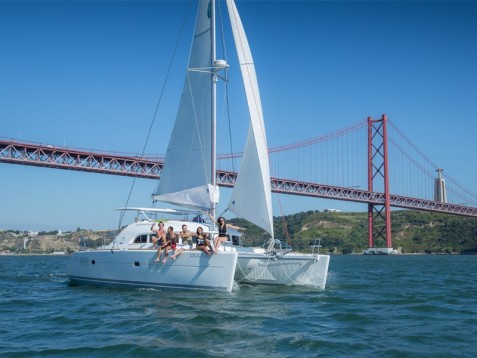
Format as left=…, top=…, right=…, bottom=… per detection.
left=367, top=114, right=392, bottom=251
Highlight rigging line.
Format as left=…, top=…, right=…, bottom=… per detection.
left=224, top=82, right=236, bottom=173
left=271, top=159, right=291, bottom=243
left=271, top=147, right=293, bottom=245
left=235, top=255, right=273, bottom=283
left=118, top=1, right=193, bottom=230
left=216, top=0, right=236, bottom=175
left=278, top=257, right=318, bottom=286
left=217, top=0, right=229, bottom=61
left=280, top=213, right=292, bottom=248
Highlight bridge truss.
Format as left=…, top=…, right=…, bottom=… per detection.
left=2, top=138, right=476, bottom=220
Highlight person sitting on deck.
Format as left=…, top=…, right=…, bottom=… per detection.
left=194, top=227, right=212, bottom=256
left=169, top=224, right=192, bottom=261
left=151, top=221, right=166, bottom=249
left=207, top=213, right=242, bottom=253
left=156, top=226, right=177, bottom=263
left=179, top=224, right=193, bottom=245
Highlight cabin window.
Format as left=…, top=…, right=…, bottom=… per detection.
left=232, top=235, right=240, bottom=246
left=133, top=234, right=148, bottom=244
left=134, top=261, right=140, bottom=267
left=91, top=260, right=96, bottom=265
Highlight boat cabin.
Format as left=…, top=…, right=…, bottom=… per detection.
left=104, top=208, right=244, bottom=251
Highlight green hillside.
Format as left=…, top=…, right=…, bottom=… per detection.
left=1, top=210, right=476, bottom=254
left=230, top=210, right=477, bottom=254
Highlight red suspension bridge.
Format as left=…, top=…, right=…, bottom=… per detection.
left=1, top=115, right=476, bottom=249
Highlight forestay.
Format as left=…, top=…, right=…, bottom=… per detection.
left=226, top=0, right=274, bottom=237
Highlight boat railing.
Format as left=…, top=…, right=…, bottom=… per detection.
left=263, top=238, right=293, bottom=256
left=78, top=234, right=116, bottom=251
left=309, top=238, right=323, bottom=255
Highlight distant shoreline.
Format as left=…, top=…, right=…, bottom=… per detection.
left=2, top=252, right=473, bottom=257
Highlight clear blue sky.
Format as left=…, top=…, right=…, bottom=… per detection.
left=1, top=0, right=476, bottom=231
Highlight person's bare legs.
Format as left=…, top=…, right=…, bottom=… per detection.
left=171, top=248, right=184, bottom=260
left=155, top=246, right=163, bottom=262
left=214, top=237, right=226, bottom=253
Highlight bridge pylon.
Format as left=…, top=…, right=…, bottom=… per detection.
left=366, top=114, right=393, bottom=253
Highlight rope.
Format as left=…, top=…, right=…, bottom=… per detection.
left=116, top=2, right=193, bottom=232
left=235, top=253, right=274, bottom=283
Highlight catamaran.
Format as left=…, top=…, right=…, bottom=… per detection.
left=68, top=0, right=330, bottom=291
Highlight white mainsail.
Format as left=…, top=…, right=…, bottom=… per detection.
left=154, top=0, right=273, bottom=236
left=153, top=0, right=218, bottom=211
left=226, top=0, right=274, bottom=237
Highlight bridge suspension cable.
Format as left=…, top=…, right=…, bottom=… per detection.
left=1, top=120, right=476, bottom=217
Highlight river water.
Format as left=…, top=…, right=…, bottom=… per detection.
left=1, top=255, right=476, bottom=357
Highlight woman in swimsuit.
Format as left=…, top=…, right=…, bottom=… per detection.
left=195, top=227, right=212, bottom=256
left=207, top=214, right=243, bottom=252
left=213, top=216, right=229, bottom=253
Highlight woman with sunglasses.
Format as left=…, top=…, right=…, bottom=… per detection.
left=206, top=215, right=228, bottom=254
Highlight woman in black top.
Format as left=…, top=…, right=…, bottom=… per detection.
left=213, top=216, right=228, bottom=253
left=208, top=213, right=242, bottom=252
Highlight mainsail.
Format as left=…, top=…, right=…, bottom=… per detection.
left=154, top=0, right=273, bottom=236
left=226, top=0, right=274, bottom=237
left=153, top=0, right=218, bottom=211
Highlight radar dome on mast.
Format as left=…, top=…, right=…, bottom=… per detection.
left=214, top=59, right=228, bottom=69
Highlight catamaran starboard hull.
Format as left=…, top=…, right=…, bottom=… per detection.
left=67, top=249, right=238, bottom=292
left=235, top=253, right=330, bottom=289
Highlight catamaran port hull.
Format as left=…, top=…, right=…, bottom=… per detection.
left=67, top=249, right=238, bottom=292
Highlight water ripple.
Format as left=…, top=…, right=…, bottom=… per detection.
left=1, top=255, right=477, bottom=357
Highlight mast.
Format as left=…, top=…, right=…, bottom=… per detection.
left=210, top=0, right=217, bottom=220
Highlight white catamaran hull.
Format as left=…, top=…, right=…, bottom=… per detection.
left=234, top=252, right=330, bottom=288
left=67, top=249, right=238, bottom=292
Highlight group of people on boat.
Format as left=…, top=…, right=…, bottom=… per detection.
left=150, top=215, right=231, bottom=263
